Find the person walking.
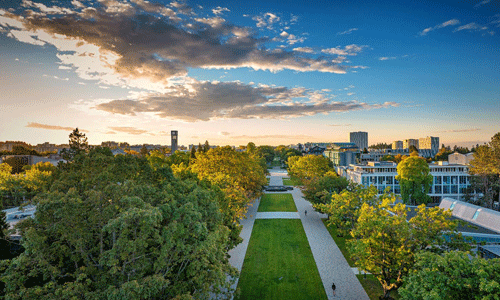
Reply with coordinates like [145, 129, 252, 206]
[332, 282, 336, 296]
[305, 210, 307, 216]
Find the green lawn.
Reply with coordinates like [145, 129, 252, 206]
[321, 219, 355, 266]
[237, 219, 327, 300]
[282, 177, 300, 186]
[258, 193, 297, 212]
[356, 275, 400, 300]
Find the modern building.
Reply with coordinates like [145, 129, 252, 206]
[339, 160, 471, 202]
[350, 131, 368, 151]
[392, 140, 403, 150]
[171, 130, 178, 152]
[323, 142, 359, 166]
[403, 139, 419, 150]
[419, 136, 439, 155]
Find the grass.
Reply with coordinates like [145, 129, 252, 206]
[236, 219, 327, 300]
[322, 219, 401, 300]
[356, 275, 401, 300]
[282, 177, 301, 186]
[321, 219, 355, 266]
[258, 193, 297, 212]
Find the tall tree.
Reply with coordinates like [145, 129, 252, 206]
[349, 201, 468, 299]
[396, 156, 433, 205]
[190, 145, 196, 159]
[400, 251, 500, 300]
[303, 171, 349, 205]
[203, 140, 210, 152]
[246, 142, 256, 154]
[287, 154, 333, 184]
[140, 145, 149, 157]
[469, 133, 500, 209]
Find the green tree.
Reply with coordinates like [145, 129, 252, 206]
[400, 251, 500, 300]
[190, 145, 196, 159]
[203, 140, 210, 152]
[349, 201, 468, 299]
[303, 171, 349, 205]
[256, 145, 275, 165]
[62, 128, 89, 161]
[315, 185, 382, 236]
[396, 156, 433, 205]
[469, 133, 500, 209]
[2, 157, 26, 174]
[287, 154, 333, 184]
[140, 145, 149, 157]
[246, 142, 256, 154]
[1, 148, 237, 299]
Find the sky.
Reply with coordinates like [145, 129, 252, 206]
[0, 0, 499, 147]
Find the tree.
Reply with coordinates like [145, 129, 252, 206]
[246, 142, 257, 155]
[190, 146, 266, 222]
[197, 143, 203, 153]
[315, 185, 381, 237]
[349, 201, 468, 299]
[287, 154, 333, 184]
[62, 128, 89, 161]
[400, 251, 500, 300]
[2, 157, 27, 174]
[1, 148, 237, 299]
[256, 145, 275, 165]
[190, 145, 196, 159]
[469, 133, 500, 209]
[396, 156, 433, 205]
[140, 145, 149, 157]
[303, 171, 349, 205]
[203, 140, 210, 152]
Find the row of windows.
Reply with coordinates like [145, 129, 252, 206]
[361, 175, 469, 185]
[373, 184, 468, 195]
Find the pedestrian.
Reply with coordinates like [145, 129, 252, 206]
[332, 282, 336, 296]
[305, 210, 307, 216]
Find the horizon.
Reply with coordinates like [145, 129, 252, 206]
[1, 0, 498, 148]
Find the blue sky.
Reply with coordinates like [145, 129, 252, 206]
[0, 0, 498, 147]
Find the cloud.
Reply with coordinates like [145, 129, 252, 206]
[337, 28, 358, 35]
[453, 22, 493, 35]
[0, 1, 359, 93]
[379, 57, 396, 61]
[212, 6, 229, 15]
[108, 126, 148, 135]
[321, 44, 366, 56]
[474, 0, 491, 8]
[105, 131, 117, 134]
[43, 74, 69, 81]
[440, 128, 481, 133]
[218, 131, 230, 136]
[26, 122, 87, 132]
[419, 19, 460, 36]
[253, 12, 280, 29]
[293, 47, 314, 53]
[93, 80, 399, 122]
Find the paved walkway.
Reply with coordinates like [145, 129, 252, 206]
[228, 166, 369, 299]
[291, 188, 369, 300]
[256, 211, 300, 219]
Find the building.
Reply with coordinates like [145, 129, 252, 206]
[350, 131, 368, 151]
[171, 130, 178, 152]
[323, 142, 359, 166]
[34, 142, 57, 153]
[101, 141, 119, 148]
[339, 160, 471, 202]
[403, 139, 419, 150]
[419, 136, 439, 155]
[392, 140, 403, 150]
[448, 152, 474, 165]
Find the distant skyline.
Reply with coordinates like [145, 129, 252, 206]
[1, 0, 498, 147]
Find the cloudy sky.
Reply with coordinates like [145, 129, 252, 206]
[0, 0, 498, 147]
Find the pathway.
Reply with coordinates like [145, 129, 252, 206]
[228, 166, 369, 299]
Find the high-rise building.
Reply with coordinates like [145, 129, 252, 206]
[171, 130, 178, 152]
[419, 136, 439, 154]
[350, 131, 368, 151]
[403, 139, 419, 150]
[392, 140, 403, 150]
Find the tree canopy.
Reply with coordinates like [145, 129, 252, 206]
[400, 251, 500, 300]
[349, 200, 467, 299]
[303, 171, 349, 205]
[395, 156, 433, 205]
[287, 154, 333, 184]
[1, 147, 237, 299]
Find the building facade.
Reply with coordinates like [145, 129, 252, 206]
[403, 139, 419, 150]
[392, 140, 403, 150]
[419, 136, 439, 155]
[350, 131, 368, 151]
[323, 142, 359, 166]
[340, 161, 470, 202]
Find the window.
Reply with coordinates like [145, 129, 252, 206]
[378, 176, 384, 184]
[386, 176, 393, 184]
[434, 185, 442, 193]
[472, 209, 481, 220]
[459, 176, 467, 184]
[451, 185, 458, 194]
[443, 186, 450, 194]
[435, 176, 442, 184]
[451, 176, 458, 185]
[443, 176, 450, 184]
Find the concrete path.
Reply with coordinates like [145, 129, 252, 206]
[291, 187, 369, 300]
[228, 166, 368, 300]
[256, 211, 300, 219]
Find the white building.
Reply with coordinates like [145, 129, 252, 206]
[403, 139, 419, 150]
[350, 131, 368, 151]
[340, 160, 471, 202]
[419, 136, 439, 155]
[392, 140, 403, 150]
[448, 152, 474, 165]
